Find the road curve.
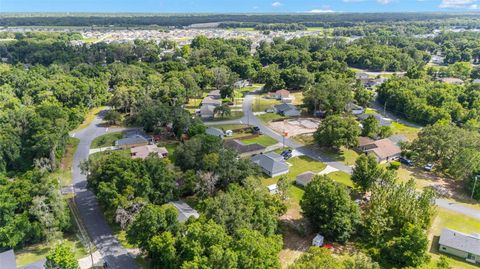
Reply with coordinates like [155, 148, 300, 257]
[71, 110, 139, 269]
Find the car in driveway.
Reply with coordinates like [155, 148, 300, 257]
[252, 126, 262, 134]
[399, 157, 413, 166]
[424, 163, 434, 171]
[265, 108, 275, 113]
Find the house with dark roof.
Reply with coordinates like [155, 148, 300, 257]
[224, 139, 265, 157]
[356, 137, 401, 163]
[295, 171, 316, 187]
[0, 249, 16, 269]
[274, 103, 301, 117]
[198, 104, 216, 119]
[115, 135, 149, 149]
[251, 152, 289, 177]
[439, 228, 480, 264]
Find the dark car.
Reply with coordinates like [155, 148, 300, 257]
[252, 126, 262, 134]
[283, 152, 293, 160]
[399, 157, 413, 166]
[280, 149, 292, 157]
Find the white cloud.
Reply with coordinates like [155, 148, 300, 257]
[439, 0, 477, 9]
[271, 1, 283, 7]
[342, 0, 365, 2]
[470, 3, 480, 8]
[309, 9, 335, 13]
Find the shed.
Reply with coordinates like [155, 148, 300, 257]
[170, 201, 200, 223]
[312, 234, 325, 247]
[267, 184, 279, 194]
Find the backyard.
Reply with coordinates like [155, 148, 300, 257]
[90, 132, 124, 149]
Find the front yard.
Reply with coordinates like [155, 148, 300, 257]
[90, 132, 124, 149]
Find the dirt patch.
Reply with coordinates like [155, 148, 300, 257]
[268, 118, 320, 137]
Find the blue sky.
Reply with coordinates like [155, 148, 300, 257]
[1, 0, 480, 13]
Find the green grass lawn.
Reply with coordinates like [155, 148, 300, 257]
[256, 113, 287, 123]
[428, 208, 480, 269]
[211, 111, 244, 121]
[162, 142, 178, 163]
[15, 235, 89, 267]
[318, 147, 359, 166]
[326, 171, 354, 188]
[252, 96, 281, 112]
[241, 135, 278, 147]
[391, 121, 421, 140]
[49, 137, 80, 187]
[90, 132, 124, 149]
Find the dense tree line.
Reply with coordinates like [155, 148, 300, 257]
[0, 171, 70, 250]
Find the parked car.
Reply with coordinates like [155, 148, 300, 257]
[399, 157, 413, 166]
[283, 152, 293, 160]
[280, 149, 292, 157]
[252, 126, 262, 134]
[265, 108, 275, 113]
[424, 163, 434, 171]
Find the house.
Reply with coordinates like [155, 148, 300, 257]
[206, 127, 225, 139]
[365, 77, 386, 87]
[431, 55, 445, 65]
[251, 152, 289, 177]
[131, 144, 168, 159]
[268, 89, 292, 103]
[356, 137, 401, 163]
[116, 135, 149, 149]
[312, 234, 325, 247]
[207, 90, 222, 99]
[438, 77, 464, 85]
[201, 96, 222, 107]
[198, 105, 216, 119]
[356, 113, 391, 127]
[296, 171, 316, 187]
[223, 139, 265, 157]
[439, 228, 480, 264]
[267, 184, 279, 194]
[170, 201, 199, 223]
[274, 103, 301, 117]
[346, 103, 365, 115]
[356, 72, 369, 80]
[0, 249, 16, 269]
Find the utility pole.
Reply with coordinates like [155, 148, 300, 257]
[471, 175, 479, 199]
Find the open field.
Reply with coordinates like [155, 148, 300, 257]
[252, 96, 281, 112]
[50, 137, 80, 187]
[257, 113, 287, 123]
[241, 135, 278, 147]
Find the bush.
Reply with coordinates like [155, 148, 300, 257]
[388, 161, 401, 170]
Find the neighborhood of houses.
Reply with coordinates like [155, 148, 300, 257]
[30, 74, 476, 268]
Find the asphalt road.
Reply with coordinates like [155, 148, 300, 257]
[207, 89, 480, 219]
[71, 110, 139, 269]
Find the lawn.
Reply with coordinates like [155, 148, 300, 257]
[252, 96, 281, 112]
[15, 235, 89, 267]
[161, 142, 178, 163]
[211, 111, 244, 121]
[391, 121, 421, 140]
[74, 106, 106, 132]
[90, 132, 123, 149]
[241, 135, 278, 147]
[291, 92, 304, 105]
[49, 137, 80, 187]
[256, 113, 287, 123]
[428, 208, 480, 269]
[317, 147, 359, 166]
[326, 171, 354, 188]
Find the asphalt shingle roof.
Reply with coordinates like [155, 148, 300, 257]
[439, 228, 480, 256]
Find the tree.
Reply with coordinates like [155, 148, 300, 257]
[300, 175, 361, 242]
[148, 232, 177, 269]
[343, 253, 380, 269]
[304, 76, 353, 114]
[288, 247, 342, 269]
[103, 110, 122, 126]
[354, 87, 374, 107]
[214, 104, 231, 118]
[361, 115, 380, 139]
[314, 115, 360, 149]
[352, 155, 383, 192]
[382, 224, 430, 268]
[45, 243, 79, 269]
[126, 204, 178, 249]
[277, 176, 289, 200]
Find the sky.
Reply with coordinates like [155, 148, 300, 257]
[1, 0, 480, 13]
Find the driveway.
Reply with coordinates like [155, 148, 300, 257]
[70, 110, 139, 269]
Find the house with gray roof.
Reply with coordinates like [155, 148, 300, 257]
[207, 90, 222, 99]
[224, 139, 265, 157]
[201, 96, 222, 106]
[296, 171, 316, 187]
[198, 104, 216, 119]
[115, 135, 149, 149]
[170, 201, 199, 223]
[0, 249, 16, 269]
[206, 127, 225, 139]
[439, 228, 480, 264]
[251, 152, 289, 177]
[274, 103, 301, 117]
[357, 113, 391, 127]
